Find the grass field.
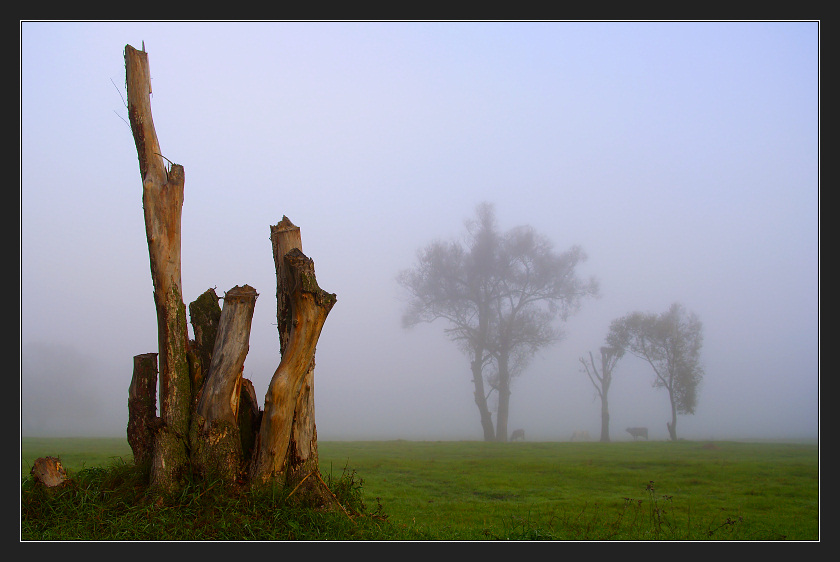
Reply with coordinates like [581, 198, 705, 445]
[21, 437, 819, 540]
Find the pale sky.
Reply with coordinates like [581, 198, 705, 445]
[20, 21, 819, 441]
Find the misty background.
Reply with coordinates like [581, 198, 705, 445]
[20, 21, 819, 442]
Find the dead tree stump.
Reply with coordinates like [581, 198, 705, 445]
[121, 45, 337, 499]
[127, 353, 159, 468]
[250, 241, 336, 488]
[191, 285, 259, 482]
[270, 218, 321, 488]
[188, 288, 222, 401]
[31, 457, 68, 488]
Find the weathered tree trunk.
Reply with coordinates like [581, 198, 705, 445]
[190, 285, 259, 482]
[188, 288, 222, 401]
[251, 240, 335, 488]
[271, 218, 302, 354]
[269, 218, 321, 487]
[286, 378, 319, 486]
[127, 353, 158, 469]
[125, 44, 191, 494]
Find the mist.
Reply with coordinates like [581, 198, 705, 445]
[20, 21, 819, 443]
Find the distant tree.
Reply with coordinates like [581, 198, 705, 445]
[607, 303, 704, 440]
[398, 203, 598, 441]
[579, 346, 624, 442]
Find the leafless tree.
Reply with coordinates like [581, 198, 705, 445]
[579, 346, 624, 442]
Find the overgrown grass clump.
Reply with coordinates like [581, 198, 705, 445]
[21, 459, 422, 541]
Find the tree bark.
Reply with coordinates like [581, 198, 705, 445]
[191, 285, 259, 482]
[188, 288, 222, 401]
[269, 218, 321, 487]
[127, 353, 158, 469]
[271, 217, 302, 356]
[251, 243, 335, 488]
[125, 44, 191, 494]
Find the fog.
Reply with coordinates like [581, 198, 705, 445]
[20, 22, 819, 442]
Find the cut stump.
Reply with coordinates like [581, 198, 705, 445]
[31, 457, 68, 488]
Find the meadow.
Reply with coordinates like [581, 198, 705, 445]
[20, 437, 819, 541]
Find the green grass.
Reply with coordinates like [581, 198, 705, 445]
[21, 437, 132, 477]
[21, 437, 819, 540]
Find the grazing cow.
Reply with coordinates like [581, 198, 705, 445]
[510, 429, 525, 441]
[570, 430, 590, 441]
[626, 427, 648, 440]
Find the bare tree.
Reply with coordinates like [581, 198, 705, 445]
[607, 303, 704, 440]
[579, 346, 623, 442]
[125, 44, 191, 493]
[398, 203, 598, 441]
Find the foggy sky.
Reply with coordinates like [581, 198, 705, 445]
[20, 21, 819, 441]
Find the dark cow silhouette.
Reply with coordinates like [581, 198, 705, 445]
[626, 427, 648, 440]
[510, 429, 525, 441]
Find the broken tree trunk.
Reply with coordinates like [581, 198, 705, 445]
[251, 240, 335, 488]
[188, 288, 222, 403]
[269, 218, 321, 487]
[127, 353, 158, 469]
[125, 44, 191, 494]
[191, 285, 259, 482]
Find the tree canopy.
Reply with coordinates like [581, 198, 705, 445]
[398, 203, 599, 441]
